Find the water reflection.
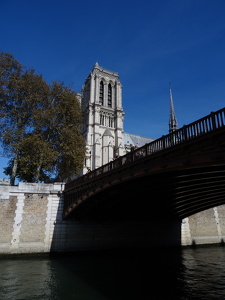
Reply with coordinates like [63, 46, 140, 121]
[1, 247, 225, 299]
[182, 247, 225, 300]
[0, 257, 57, 299]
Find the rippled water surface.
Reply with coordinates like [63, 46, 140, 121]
[1, 246, 225, 299]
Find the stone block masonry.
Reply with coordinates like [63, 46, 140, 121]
[0, 182, 225, 254]
[0, 183, 65, 254]
[182, 207, 225, 246]
[19, 194, 48, 243]
[0, 196, 17, 244]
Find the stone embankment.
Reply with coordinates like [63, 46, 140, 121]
[0, 182, 225, 254]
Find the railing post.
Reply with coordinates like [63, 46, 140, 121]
[210, 111, 217, 130]
[144, 143, 147, 156]
[182, 125, 187, 141]
[162, 135, 165, 149]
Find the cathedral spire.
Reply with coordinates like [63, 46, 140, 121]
[169, 83, 178, 133]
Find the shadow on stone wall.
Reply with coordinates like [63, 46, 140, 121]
[50, 180, 182, 253]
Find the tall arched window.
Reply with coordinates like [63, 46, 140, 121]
[99, 81, 104, 105]
[108, 84, 112, 107]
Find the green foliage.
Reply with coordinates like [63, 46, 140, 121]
[16, 133, 57, 182]
[0, 51, 86, 184]
[48, 82, 86, 180]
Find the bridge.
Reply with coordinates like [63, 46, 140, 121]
[63, 108, 225, 223]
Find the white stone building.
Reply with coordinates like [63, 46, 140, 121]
[79, 63, 153, 175]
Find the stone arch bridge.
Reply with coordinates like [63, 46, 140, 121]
[63, 108, 225, 226]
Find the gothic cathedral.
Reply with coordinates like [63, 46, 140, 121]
[79, 63, 154, 175]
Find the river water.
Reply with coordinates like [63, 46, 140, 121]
[1, 246, 225, 300]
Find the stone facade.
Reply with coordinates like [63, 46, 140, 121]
[79, 63, 153, 175]
[80, 63, 125, 174]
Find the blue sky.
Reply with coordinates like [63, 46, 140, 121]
[1, 0, 225, 178]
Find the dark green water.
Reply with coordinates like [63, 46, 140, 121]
[1, 246, 225, 300]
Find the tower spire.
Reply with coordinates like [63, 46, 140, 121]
[169, 83, 178, 133]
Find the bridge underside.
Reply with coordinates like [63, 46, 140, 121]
[66, 164, 225, 221]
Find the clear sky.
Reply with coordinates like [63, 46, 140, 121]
[1, 0, 225, 178]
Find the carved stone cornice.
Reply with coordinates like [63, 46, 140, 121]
[91, 64, 120, 83]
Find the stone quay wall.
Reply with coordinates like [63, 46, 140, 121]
[0, 182, 225, 254]
[0, 182, 65, 254]
[182, 206, 225, 246]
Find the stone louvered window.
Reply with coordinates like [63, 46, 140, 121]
[99, 81, 104, 105]
[108, 83, 112, 107]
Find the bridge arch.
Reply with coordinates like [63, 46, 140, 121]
[64, 164, 225, 221]
[64, 108, 225, 221]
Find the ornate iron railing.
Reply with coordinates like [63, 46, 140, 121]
[65, 107, 225, 192]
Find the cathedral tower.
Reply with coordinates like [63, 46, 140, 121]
[81, 63, 125, 174]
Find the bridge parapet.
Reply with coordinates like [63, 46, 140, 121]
[65, 108, 225, 192]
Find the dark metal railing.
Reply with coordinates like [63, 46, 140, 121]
[65, 108, 225, 191]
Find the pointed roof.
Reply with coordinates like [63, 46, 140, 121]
[169, 85, 178, 133]
[123, 132, 154, 147]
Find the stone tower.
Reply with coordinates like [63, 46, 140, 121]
[80, 63, 125, 174]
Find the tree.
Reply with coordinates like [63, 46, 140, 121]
[27, 81, 86, 182]
[0, 51, 86, 184]
[0, 52, 33, 185]
[47, 82, 86, 181]
[15, 133, 57, 182]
